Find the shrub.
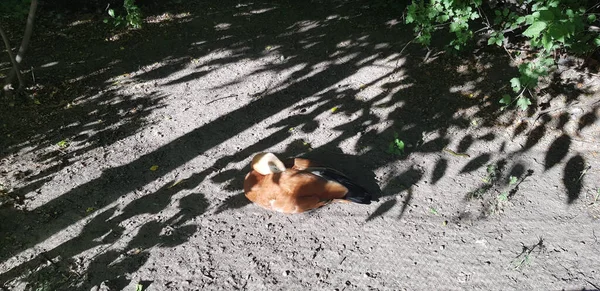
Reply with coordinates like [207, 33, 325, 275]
[405, 0, 600, 111]
[104, 0, 142, 29]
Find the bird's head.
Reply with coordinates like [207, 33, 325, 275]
[251, 152, 286, 175]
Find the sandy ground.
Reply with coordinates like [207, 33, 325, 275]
[1, 0, 600, 290]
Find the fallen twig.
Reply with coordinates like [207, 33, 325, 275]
[206, 94, 238, 105]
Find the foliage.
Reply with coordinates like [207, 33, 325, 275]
[103, 0, 143, 29]
[405, 0, 600, 111]
[405, 0, 480, 50]
[388, 132, 405, 155]
[56, 139, 69, 149]
[0, 0, 30, 19]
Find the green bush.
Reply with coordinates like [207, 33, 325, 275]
[103, 0, 142, 29]
[0, 0, 30, 19]
[405, 0, 600, 111]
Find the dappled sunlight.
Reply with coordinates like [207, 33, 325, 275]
[1, 0, 599, 289]
[213, 22, 232, 31]
[145, 11, 193, 25]
[293, 20, 322, 33]
[235, 7, 277, 16]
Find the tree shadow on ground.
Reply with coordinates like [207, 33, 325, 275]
[1, 0, 598, 288]
[1, 178, 208, 290]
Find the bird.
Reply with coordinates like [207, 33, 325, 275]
[243, 152, 372, 214]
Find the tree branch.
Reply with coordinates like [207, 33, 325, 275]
[0, 25, 23, 92]
[5, 0, 38, 88]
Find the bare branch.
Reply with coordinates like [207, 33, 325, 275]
[0, 25, 23, 92]
[5, 0, 38, 87]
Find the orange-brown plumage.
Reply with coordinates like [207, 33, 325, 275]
[243, 153, 372, 214]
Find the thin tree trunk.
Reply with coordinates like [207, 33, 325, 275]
[5, 0, 38, 88]
[0, 25, 23, 92]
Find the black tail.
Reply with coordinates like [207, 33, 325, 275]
[306, 167, 372, 204]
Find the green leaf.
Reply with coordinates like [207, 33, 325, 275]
[542, 33, 553, 51]
[395, 139, 405, 152]
[517, 97, 532, 110]
[588, 14, 597, 23]
[509, 176, 518, 185]
[595, 37, 600, 47]
[516, 16, 526, 24]
[510, 78, 521, 92]
[525, 15, 535, 25]
[57, 140, 69, 148]
[499, 94, 511, 104]
[437, 14, 449, 22]
[449, 22, 459, 32]
[565, 9, 574, 18]
[538, 10, 554, 22]
[540, 57, 555, 67]
[530, 37, 541, 48]
[136, 283, 143, 291]
[498, 192, 508, 201]
[488, 37, 497, 45]
[108, 8, 115, 17]
[548, 25, 567, 43]
[523, 21, 547, 38]
[496, 38, 502, 46]
[388, 133, 405, 155]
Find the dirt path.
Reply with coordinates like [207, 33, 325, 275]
[1, 0, 599, 290]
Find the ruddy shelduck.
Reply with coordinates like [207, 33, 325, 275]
[243, 152, 372, 213]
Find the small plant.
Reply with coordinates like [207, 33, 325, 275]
[104, 0, 143, 29]
[468, 163, 501, 199]
[387, 132, 405, 155]
[404, 0, 600, 111]
[497, 176, 518, 201]
[482, 164, 500, 184]
[499, 52, 555, 111]
[56, 139, 69, 149]
[405, 0, 480, 50]
[591, 188, 600, 205]
[497, 191, 508, 201]
[512, 237, 545, 270]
